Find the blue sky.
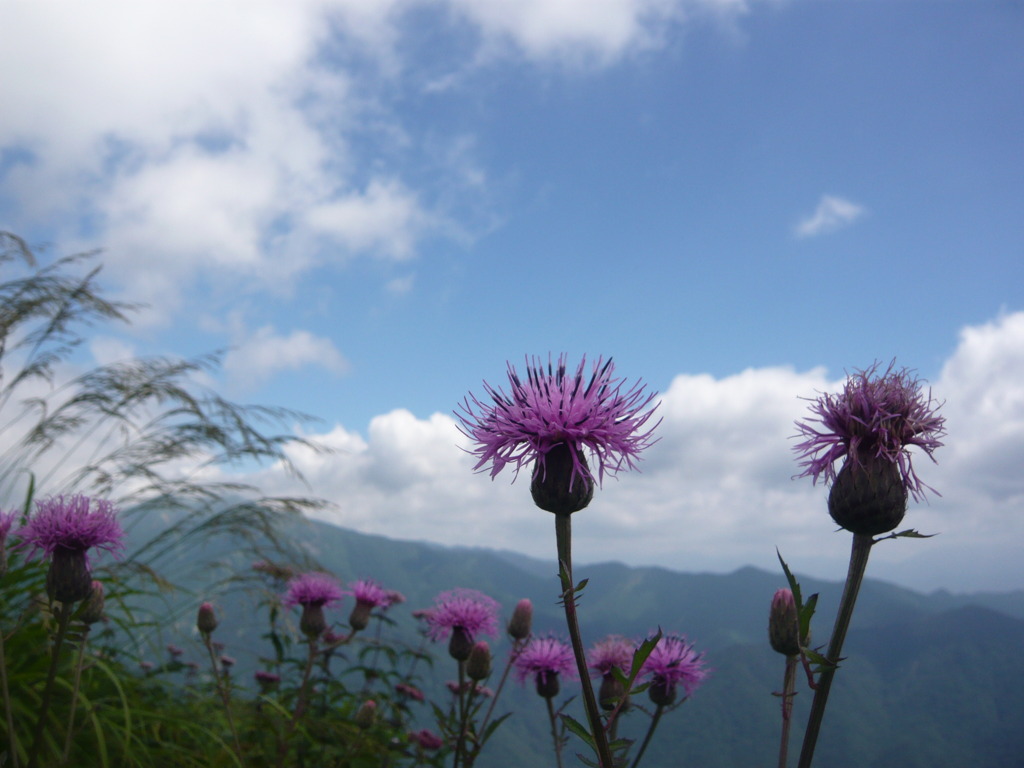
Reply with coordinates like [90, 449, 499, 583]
[2, 0, 1022, 593]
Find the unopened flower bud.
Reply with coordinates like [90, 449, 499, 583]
[408, 729, 444, 751]
[78, 580, 106, 625]
[354, 700, 377, 729]
[197, 602, 218, 635]
[300, 604, 327, 639]
[448, 625, 474, 662]
[536, 672, 561, 700]
[349, 600, 373, 632]
[507, 599, 533, 640]
[598, 672, 627, 711]
[768, 588, 800, 657]
[530, 443, 594, 514]
[467, 641, 492, 681]
[648, 677, 677, 707]
[828, 457, 907, 536]
[48, 548, 92, 603]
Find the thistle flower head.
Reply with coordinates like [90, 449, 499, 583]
[642, 635, 708, 705]
[588, 635, 635, 677]
[347, 579, 394, 608]
[0, 509, 17, 543]
[514, 635, 577, 698]
[283, 572, 344, 609]
[794, 362, 945, 501]
[423, 588, 499, 643]
[17, 495, 123, 563]
[457, 355, 660, 492]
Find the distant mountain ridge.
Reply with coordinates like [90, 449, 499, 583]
[124, 512, 1024, 767]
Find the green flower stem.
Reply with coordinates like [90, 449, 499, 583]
[797, 533, 874, 768]
[1, 623, 20, 768]
[554, 512, 613, 768]
[546, 695, 566, 768]
[277, 638, 318, 768]
[479, 637, 524, 737]
[777, 655, 797, 768]
[26, 601, 73, 768]
[61, 625, 91, 764]
[204, 634, 243, 765]
[629, 703, 665, 768]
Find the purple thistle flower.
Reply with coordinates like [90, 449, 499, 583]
[283, 572, 344, 609]
[642, 635, 708, 705]
[514, 635, 577, 687]
[0, 509, 18, 543]
[423, 588, 499, 643]
[588, 636, 635, 677]
[794, 361, 945, 501]
[16, 495, 123, 564]
[346, 579, 394, 609]
[457, 355, 660, 490]
[254, 670, 281, 686]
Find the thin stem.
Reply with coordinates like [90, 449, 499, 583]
[27, 601, 73, 768]
[203, 635, 243, 764]
[1, 624, 20, 768]
[277, 638, 318, 768]
[61, 625, 91, 765]
[479, 637, 524, 737]
[554, 513, 613, 768]
[796, 534, 874, 768]
[629, 703, 665, 768]
[777, 655, 798, 768]
[545, 695, 565, 768]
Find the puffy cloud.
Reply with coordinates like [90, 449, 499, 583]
[794, 195, 866, 238]
[224, 325, 349, 387]
[254, 313, 1024, 593]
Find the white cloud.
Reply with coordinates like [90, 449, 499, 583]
[223, 325, 349, 387]
[794, 195, 866, 238]
[251, 313, 1024, 592]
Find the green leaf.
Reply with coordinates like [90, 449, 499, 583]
[560, 714, 597, 751]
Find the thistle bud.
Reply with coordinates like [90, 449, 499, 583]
[354, 700, 377, 729]
[768, 588, 800, 657]
[448, 625, 474, 662]
[300, 604, 327, 639]
[648, 677, 677, 707]
[828, 457, 907, 536]
[197, 602, 219, 635]
[530, 443, 594, 514]
[507, 599, 533, 640]
[78, 580, 106, 625]
[598, 672, 628, 711]
[467, 641, 492, 681]
[48, 548, 93, 603]
[536, 671, 561, 700]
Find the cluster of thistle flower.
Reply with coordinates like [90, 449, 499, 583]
[457, 355, 946, 768]
[0, 495, 124, 768]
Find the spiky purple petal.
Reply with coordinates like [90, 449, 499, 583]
[514, 635, 577, 685]
[16, 495, 123, 564]
[283, 572, 344, 608]
[423, 588, 499, 643]
[794, 361, 946, 500]
[457, 354, 660, 489]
